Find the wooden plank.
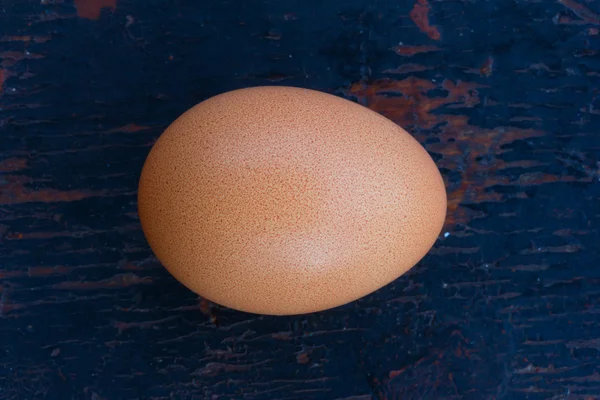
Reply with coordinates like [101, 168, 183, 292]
[1, 0, 600, 398]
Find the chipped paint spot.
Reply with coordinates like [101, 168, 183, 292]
[0, 36, 51, 43]
[392, 45, 440, 57]
[0, 175, 106, 205]
[263, 29, 282, 40]
[383, 63, 433, 75]
[74, 0, 117, 20]
[0, 36, 32, 42]
[409, 0, 441, 40]
[105, 124, 151, 133]
[480, 56, 494, 77]
[0, 270, 27, 279]
[53, 273, 152, 290]
[113, 316, 178, 335]
[28, 266, 73, 277]
[0, 158, 27, 173]
[296, 352, 310, 364]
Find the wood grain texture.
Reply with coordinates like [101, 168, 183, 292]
[1, 0, 599, 399]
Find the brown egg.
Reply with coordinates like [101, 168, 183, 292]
[138, 86, 446, 315]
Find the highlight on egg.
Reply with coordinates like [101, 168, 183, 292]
[138, 86, 447, 315]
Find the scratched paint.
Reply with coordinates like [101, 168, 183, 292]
[74, 0, 117, 20]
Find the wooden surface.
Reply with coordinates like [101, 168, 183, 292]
[1, 0, 600, 399]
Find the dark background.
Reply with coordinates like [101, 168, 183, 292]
[1, 0, 600, 399]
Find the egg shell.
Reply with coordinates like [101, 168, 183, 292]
[138, 86, 447, 315]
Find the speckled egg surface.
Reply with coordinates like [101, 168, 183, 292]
[138, 86, 447, 315]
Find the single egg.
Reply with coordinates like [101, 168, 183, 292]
[138, 86, 446, 315]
